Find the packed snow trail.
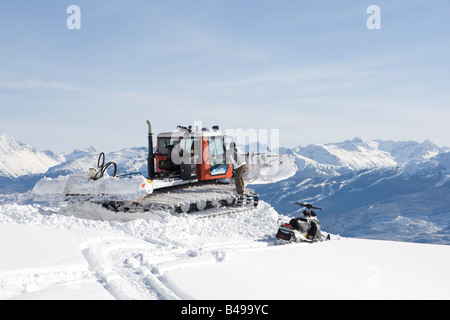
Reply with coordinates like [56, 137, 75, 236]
[0, 201, 282, 299]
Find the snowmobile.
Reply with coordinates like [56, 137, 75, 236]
[32, 121, 259, 217]
[275, 203, 330, 244]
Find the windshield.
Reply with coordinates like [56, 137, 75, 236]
[208, 136, 226, 166]
[157, 137, 177, 154]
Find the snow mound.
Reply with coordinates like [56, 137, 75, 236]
[245, 153, 297, 184]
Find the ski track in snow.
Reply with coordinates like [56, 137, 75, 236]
[0, 265, 91, 299]
[0, 201, 284, 300]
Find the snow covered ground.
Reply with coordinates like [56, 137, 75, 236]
[1, 201, 449, 300]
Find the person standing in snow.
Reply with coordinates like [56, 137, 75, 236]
[228, 142, 247, 196]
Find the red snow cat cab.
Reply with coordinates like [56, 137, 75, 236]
[151, 122, 233, 183]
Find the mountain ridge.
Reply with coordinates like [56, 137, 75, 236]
[1, 133, 448, 188]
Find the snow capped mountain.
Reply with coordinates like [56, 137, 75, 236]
[289, 137, 446, 178]
[61, 146, 97, 162]
[375, 139, 442, 163]
[44, 147, 149, 178]
[296, 137, 396, 170]
[0, 134, 61, 178]
[287, 138, 398, 179]
[0, 133, 148, 186]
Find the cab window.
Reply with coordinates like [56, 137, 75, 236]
[208, 136, 226, 165]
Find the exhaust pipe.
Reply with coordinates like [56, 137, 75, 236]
[146, 120, 155, 179]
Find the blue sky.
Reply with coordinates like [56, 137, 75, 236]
[0, 0, 449, 153]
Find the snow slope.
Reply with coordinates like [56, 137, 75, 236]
[0, 202, 449, 300]
[0, 223, 114, 300]
[165, 238, 450, 300]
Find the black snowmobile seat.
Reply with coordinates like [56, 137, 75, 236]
[289, 218, 308, 233]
